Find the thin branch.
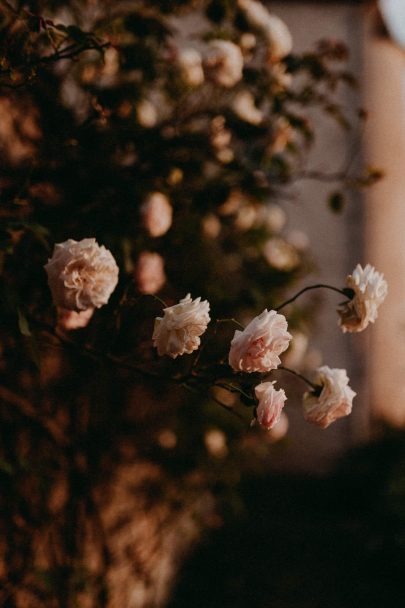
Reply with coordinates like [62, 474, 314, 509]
[276, 366, 317, 390]
[0, 384, 67, 445]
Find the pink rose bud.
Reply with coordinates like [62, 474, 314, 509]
[255, 381, 287, 430]
[134, 251, 166, 294]
[141, 192, 173, 238]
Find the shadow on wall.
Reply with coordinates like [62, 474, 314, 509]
[169, 431, 405, 608]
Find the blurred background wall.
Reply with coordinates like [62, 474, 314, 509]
[264, 1, 368, 472]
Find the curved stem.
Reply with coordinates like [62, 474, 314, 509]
[275, 283, 348, 312]
[277, 366, 317, 390]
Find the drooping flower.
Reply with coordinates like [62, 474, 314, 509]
[229, 309, 292, 372]
[303, 366, 356, 429]
[204, 40, 244, 88]
[44, 238, 119, 311]
[134, 251, 166, 294]
[56, 307, 94, 331]
[141, 192, 173, 238]
[238, 0, 292, 59]
[338, 264, 387, 333]
[178, 48, 205, 87]
[152, 294, 210, 358]
[255, 381, 287, 430]
[232, 90, 263, 125]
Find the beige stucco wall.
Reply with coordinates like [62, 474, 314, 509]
[364, 11, 405, 427]
[270, 2, 368, 470]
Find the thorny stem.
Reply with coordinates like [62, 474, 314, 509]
[275, 283, 349, 312]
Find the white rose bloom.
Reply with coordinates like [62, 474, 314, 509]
[205, 40, 244, 88]
[303, 366, 356, 429]
[136, 99, 157, 128]
[45, 238, 119, 311]
[338, 264, 388, 333]
[262, 237, 300, 271]
[152, 294, 210, 358]
[238, 0, 292, 59]
[232, 91, 263, 125]
[141, 192, 173, 238]
[178, 48, 205, 87]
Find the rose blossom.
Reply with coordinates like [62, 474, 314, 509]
[255, 381, 287, 430]
[57, 307, 94, 331]
[229, 309, 292, 372]
[152, 294, 210, 358]
[44, 238, 119, 311]
[262, 237, 300, 271]
[338, 263, 388, 333]
[178, 48, 204, 87]
[204, 40, 244, 88]
[136, 99, 157, 128]
[232, 91, 263, 125]
[238, 0, 292, 59]
[141, 192, 173, 238]
[303, 366, 356, 429]
[134, 251, 166, 294]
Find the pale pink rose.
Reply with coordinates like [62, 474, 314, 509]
[178, 48, 205, 86]
[232, 91, 263, 125]
[303, 366, 356, 429]
[152, 294, 210, 358]
[141, 192, 173, 238]
[57, 307, 94, 331]
[210, 115, 232, 150]
[134, 251, 166, 294]
[229, 309, 292, 372]
[262, 237, 300, 271]
[238, 0, 292, 59]
[136, 99, 157, 128]
[338, 264, 388, 333]
[44, 238, 119, 311]
[255, 381, 287, 430]
[205, 40, 244, 88]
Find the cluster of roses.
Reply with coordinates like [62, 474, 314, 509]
[135, 0, 293, 129]
[129, 0, 295, 296]
[45, 237, 388, 432]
